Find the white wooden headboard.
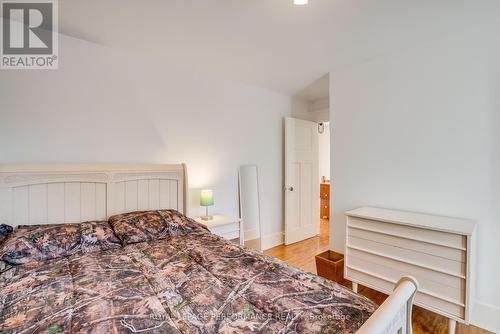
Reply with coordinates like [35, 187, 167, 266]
[0, 164, 188, 226]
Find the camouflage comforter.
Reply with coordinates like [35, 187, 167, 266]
[0, 226, 376, 333]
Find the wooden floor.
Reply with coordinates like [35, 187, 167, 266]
[265, 219, 491, 334]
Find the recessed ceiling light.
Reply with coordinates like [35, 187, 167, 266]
[294, 0, 308, 5]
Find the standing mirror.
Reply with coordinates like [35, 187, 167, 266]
[238, 165, 262, 251]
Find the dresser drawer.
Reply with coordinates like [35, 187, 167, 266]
[348, 226, 466, 262]
[347, 249, 466, 304]
[348, 216, 467, 250]
[347, 247, 465, 291]
[347, 235, 466, 277]
[345, 266, 465, 320]
[320, 199, 330, 219]
[218, 230, 240, 240]
[209, 222, 239, 236]
[320, 184, 330, 200]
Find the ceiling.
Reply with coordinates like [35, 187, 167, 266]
[295, 74, 329, 101]
[58, 0, 500, 95]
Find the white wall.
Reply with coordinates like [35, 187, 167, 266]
[0, 35, 291, 245]
[318, 122, 330, 182]
[292, 97, 331, 183]
[330, 19, 500, 329]
[291, 96, 329, 123]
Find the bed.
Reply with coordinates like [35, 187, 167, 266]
[0, 164, 418, 334]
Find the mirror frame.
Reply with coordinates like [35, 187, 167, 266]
[238, 164, 262, 251]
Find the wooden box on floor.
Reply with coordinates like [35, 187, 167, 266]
[315, 250, 344, 283]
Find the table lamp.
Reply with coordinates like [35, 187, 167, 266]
[200, 189, 214, 220]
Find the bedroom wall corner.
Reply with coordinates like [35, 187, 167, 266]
[329, 19, 500, 331]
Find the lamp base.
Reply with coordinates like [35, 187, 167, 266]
[201, 206, 213, 221]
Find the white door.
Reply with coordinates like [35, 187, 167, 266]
[284, 117, 319, 245]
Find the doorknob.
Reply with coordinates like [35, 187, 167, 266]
[285, 186, 294, 192]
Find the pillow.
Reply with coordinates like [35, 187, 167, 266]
[0, 221, 121, 265]
[109, 209, 207, 245]
[0, 223, 13, 245]
[158, 209, 209, 236]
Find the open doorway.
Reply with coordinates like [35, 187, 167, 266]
[318, 121, 330, 223]
[284, 73, 330, 245]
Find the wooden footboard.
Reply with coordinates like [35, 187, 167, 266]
[357, 276, 419, 334]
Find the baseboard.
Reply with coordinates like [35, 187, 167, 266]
[471, 300, 500, 333]
[261, 232, 284, 250]
[244, 228, 259, 241]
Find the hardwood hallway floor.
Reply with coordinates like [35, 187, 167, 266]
[265, 219, 491, 334]
[265, 219, 330, 275]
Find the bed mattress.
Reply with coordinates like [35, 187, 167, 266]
[0, 216, 376, 333]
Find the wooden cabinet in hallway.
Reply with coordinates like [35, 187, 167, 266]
[320, 183, 330, 219]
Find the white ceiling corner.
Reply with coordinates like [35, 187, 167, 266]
[58, 0, 500, 95]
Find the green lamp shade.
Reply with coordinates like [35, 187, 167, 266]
[200, 190, 214, 207]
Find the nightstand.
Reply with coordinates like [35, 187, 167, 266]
[194, 215, 243, 246]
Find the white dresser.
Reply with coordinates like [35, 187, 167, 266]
[194, 215, 244, 246]
[345, 207, 476, 334]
